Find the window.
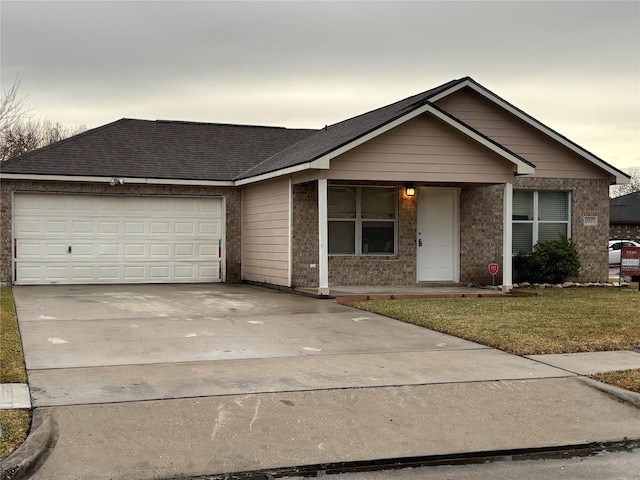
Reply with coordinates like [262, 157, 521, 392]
[328, 186, 396, 255]
[512, 190, 570, 255]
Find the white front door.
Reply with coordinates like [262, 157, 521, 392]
[417, 187, 460, 282]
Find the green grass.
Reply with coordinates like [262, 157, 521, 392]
[347, 287, 640, 394]
[0, 410, 31, 460]
[1, 286, 30, 461]
[592, 369, 640, 394]
[347, 287, 640, 356]
[1, 287, 27, 383]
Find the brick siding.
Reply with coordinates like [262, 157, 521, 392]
[609, 224, 640, 242]
[291, 182, 319, 288]
[459, 184, 504, 284]
[1, 176, 610, 286]
[512, 177, 610, 283]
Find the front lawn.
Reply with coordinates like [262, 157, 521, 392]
[347, 287, 640, 393]
[0, 286, 30, 461]
[347, 287, 640, 356]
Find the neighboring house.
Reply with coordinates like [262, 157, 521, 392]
[0, 77, 630, 294]
[610, 192, 640, 241]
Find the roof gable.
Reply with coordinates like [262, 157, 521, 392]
[429, 78, 630, 184]
[237, 78, 535, 182]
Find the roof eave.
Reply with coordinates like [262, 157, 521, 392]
[235, 159, 330, 186]
[0, 173, 235, 187]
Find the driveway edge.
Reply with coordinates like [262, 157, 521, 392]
[1, 408, 57, 480]
[578, 376, 640, 408]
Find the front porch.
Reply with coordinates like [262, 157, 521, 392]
[295, 284, 521, 301]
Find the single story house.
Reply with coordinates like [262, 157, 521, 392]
[0, 77, 629, 294]
[610, 192, 640, 241]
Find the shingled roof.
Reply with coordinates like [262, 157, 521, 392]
[236, 78, 466, 180]
[611, 192, 640, 224]
[0, 119, 317, 181]
[0, 76, 627, 184]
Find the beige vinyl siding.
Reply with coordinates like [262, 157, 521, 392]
[241, 177, 291, 286]
[435, 89, 607, 180]
[327, 114, 514, 183]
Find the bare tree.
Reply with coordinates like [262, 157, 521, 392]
[610, 168, 640, 197]
[1, 118, 86, 161]
[0, 78, 86, 161]
[0, 77, 30, 136]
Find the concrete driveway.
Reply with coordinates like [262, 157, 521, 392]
[14, 284, 568, 407]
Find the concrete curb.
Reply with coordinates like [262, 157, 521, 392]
[1, 408, 56, 480]
[186, 440, 640, 479]
[578, 376, 640, 409]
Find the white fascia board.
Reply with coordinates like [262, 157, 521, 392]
[431, 79, 629, 183]
[235, 162, 314, 186]
[0, 173, 234, 186]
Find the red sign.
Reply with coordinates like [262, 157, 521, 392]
[621, 247, 640, 276]
[488, 263, 499, 276]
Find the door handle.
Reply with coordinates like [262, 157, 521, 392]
[67, 246, 72, 253]
[418, 239, 423, 247]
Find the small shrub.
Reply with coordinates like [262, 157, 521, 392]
[514, 236, 581, 284]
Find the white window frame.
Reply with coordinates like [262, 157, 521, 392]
[328, 186, 398, 256]
[512, 190, 571, 254]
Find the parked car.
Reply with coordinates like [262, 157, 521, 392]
[608, 240, 640, 265]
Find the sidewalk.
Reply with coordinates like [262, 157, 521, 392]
[2, 350, 639, 480]
[0, 384, 30, 409]
[22, 377, 640, 480]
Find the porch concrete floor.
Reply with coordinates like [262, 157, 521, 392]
[297, 285, 509, 300]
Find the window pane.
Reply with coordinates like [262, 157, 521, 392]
[362, 221, 395, 254]
[538, 191, 568, 221]
[513, 223, 533, 254]
[538, 223, 567, 243]
[328, 187, 356, 219]
[328, 221, 355, 254]
[361, 188, 395, 219]
[513, 191, 533, 220]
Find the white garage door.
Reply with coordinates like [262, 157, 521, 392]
[13, 193, 224, 285]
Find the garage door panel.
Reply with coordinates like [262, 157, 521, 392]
[14, 194, 223, 285]
[99, 244, 120, 256]
[99, 221, 121, 234]
[99, 266, 120, 280]
[198, 265, 219, 279]
[72, 266, 94, 280]
[125, 222, 146, 234]
[150, 266, 170, 279]
[199, 222, 221, 235]
[47, 220, 69, 233]
[175, 223, 195, 235]
[150, 244, 170, 257]
[72, 220, 94, 234]
[150, 222, 170, 234]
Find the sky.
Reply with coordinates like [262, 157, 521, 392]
[1, 1, 639, 172]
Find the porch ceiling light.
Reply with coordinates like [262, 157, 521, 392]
[406, 185, 416, 196]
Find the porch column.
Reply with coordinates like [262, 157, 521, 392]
[502, 182, 513, 292]
[318, 178, 330, 296]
